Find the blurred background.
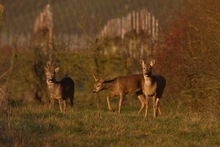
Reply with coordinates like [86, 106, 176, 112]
[0, 0, 219, 113]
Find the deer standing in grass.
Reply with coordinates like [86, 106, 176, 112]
[93, 74, 146, 114]
[141, 60, 166, 118]
[44, 61, 75, 112]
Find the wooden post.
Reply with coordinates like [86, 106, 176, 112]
[120, 17, 122, 38]
[155, 19, 159, 40]
[142, 9, 146, 33]
[145, 10, 148, 34]
[127, 13, 131, 33]
[152, 15, 155, 40]
[136, 11, 139, 34]
[131, 11, 135, 31]
[97, 8, 159, 47]
[148, 12, 151, 36]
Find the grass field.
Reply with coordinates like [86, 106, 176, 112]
[0, 102, 219, 146]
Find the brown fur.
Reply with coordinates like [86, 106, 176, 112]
[141, 60, 166, 118]
[93, 74, 146, 114]
[45, 61, 74, 112]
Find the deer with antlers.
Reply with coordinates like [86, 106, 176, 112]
[44, 61, 75, 112]
[141, 60, 166, 118]
[93, 74, 146, 114]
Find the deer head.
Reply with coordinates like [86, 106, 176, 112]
[141, 59, 155, 77]
[44, 61, 59, 82]
[93, 74, 107, 93]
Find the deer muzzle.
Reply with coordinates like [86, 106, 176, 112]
[47, 79, 53, 83]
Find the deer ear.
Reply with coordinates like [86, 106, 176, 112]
[44, 67, 48, 71]
[141, 60, 145, 67]
[46, 61, 50, 68]
[93, 74, 98, 81]
[150, 59, 155, 67]
[55, 67, 60, 73]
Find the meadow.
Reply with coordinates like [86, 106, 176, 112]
[0, 100, 219, 146]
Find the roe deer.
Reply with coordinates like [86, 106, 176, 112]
[141, 60, 166, 118]
[93, 74, 146, 114]
[44, 61, 75, 112]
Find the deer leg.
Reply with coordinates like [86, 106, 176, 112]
[58, 99, 63, 112]
[152, 95, 157, 118]
[118, 94, 125, 114]
[156, 98, 161, 115]
[63, 100, 66, 113]
[107, 95, 114, 112]
[144, 96, 149, 118]
[158, 105, 162, 115]
[137, 95, 145, 114]
[49, 98, 54, 110]
[70, 96, 74, 112]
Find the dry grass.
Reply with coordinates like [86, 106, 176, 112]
[0, 104, 219, 146]
[0, 86, 8, 116]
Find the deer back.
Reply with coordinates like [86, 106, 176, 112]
[152, 75, 166, 98]
[59, 77, 74, 100]
[93, 74, 144, 94]
[115, 74, 144, 93]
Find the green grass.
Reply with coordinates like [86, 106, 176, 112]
[0, 104, 219, 146]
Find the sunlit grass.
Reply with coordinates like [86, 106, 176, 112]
[0, 104, 219, 146]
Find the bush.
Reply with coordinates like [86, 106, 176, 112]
[155, 0, 220, 113]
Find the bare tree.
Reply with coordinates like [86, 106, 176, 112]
[31, 4, 54, 104]
[32, 4, 53, 57]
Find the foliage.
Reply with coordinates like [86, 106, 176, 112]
[178, 0, 220, 113]
[5, 41, 133, 105]
[155, 0, 220, 113]
[0, 0, 219, 145]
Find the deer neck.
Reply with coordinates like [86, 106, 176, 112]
[144, 75, 152, 87]
[46, 78, 59, 90]
[143, 75, 157, 96]
[103, 79, 115, 90]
